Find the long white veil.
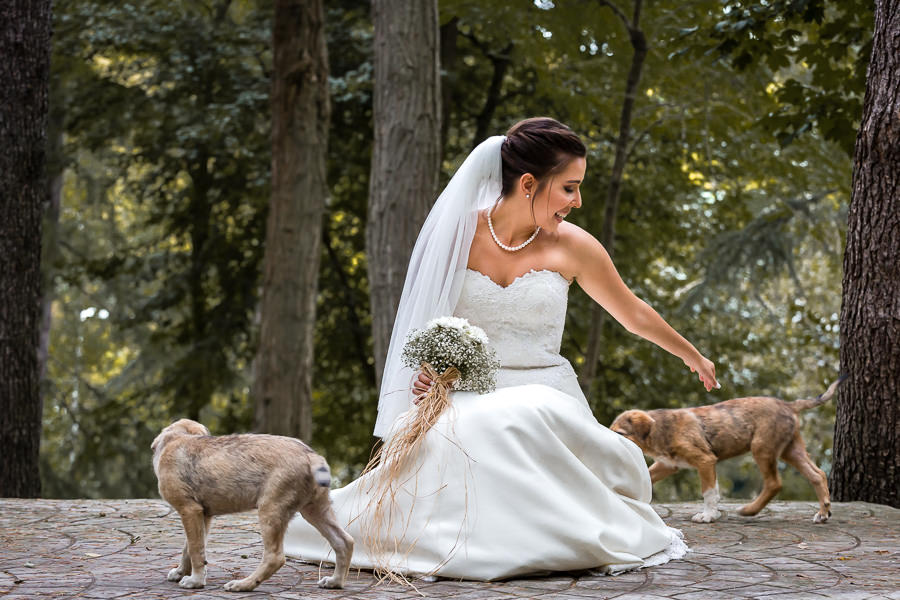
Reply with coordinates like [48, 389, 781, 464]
[373, 136, 505, 438]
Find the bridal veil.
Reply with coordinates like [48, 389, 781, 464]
[373, 136, 505, 437]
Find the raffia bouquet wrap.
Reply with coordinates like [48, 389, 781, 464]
[361, 316, 499, 581]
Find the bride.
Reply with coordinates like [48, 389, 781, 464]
[284, 117, 718, 580]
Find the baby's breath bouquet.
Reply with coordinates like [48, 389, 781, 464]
[361, 316, 498, 581]
[400, 316, 500, 395]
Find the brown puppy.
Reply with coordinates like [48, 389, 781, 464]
[152, 419, 353, 592]
[610, 377, 845, 524]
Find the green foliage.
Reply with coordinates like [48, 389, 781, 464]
[310, 0, 377, 481]
[683, 0, 872, 155]
[42, 0, 856, 503]
[43, 0, 271, 497]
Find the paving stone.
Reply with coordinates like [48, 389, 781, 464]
[0, 500, 897, 599]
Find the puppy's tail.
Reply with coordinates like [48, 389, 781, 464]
[791, 374, 848, 412]
[312, 457, 332, 488]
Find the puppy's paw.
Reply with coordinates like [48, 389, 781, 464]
[166, 567, 184, 582]
[737, 504, 763, 516]
[691, 509, 721, 523]
[812, 511, 831, 524]
[317, 575, 343, 589]
[224, 577, 258, 592]
[179, 574, 205, 589]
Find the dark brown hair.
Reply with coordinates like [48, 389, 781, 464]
[500, 117, 586, 197]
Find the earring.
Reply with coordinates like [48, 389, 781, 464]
[526, 193, 531, 198]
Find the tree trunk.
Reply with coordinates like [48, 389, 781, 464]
[831, 0, 899, 508]
[0, 0, 52, 498]
[185, 152, 214, 422]
[367, 0, 441, 387]
[252, 0, 330, 441]
[578, 0, 647, 397]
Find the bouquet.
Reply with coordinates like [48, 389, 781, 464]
[401, 316, 500, 395]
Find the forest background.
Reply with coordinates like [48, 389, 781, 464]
[39, 0, 870, 501]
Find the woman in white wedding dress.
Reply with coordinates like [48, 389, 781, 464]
[284, 118, 718, 580]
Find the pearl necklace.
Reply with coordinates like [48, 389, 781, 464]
[487, 204, 541, 252]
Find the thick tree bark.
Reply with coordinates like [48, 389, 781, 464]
[367, 0, 441, 387]
[578, 0, 647, 396]
[0, 0, 52, 498]
[831, 0, 899, 507]
[253, 0, 330, 440]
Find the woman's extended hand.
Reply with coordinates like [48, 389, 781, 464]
[412, 371, 434, 405]
[684, 353, 719, 392]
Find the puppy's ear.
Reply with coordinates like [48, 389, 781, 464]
[630, 411, 655, 441]
[172, 418, 209, 436]
[185, 420, 210, 436]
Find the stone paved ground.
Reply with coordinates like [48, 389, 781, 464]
[0, 499, 897, 599]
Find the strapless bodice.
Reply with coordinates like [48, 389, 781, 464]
[453, 269, 585, 401]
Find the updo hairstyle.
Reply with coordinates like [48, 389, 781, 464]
[500, 117, 587, 198]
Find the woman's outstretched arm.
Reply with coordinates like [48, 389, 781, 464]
[567, 226, 719, 392]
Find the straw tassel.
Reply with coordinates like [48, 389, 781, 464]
[358, 361, 461, 583]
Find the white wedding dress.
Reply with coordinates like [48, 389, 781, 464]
[284, 268, 687, 580]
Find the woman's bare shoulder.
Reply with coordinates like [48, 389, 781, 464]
[553, 222, 612, 281]
[557, 221, 603, 252]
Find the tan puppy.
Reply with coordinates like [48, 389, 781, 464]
[610, 377, 845, 524]
[152, 419, 353, 592]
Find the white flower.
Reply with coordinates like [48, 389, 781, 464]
[424, 316, 489, 346]
[463, 323, 489, 346]
[426, 316, 469, 331]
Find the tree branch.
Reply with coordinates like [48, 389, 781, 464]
[580, 0, 648, 396]
[631, 0, 642, 28]
[472, 41, 514, 150]
[459, 30, 512, 61]
[596, 0, 631, 31]
[626, 117, 663, 161]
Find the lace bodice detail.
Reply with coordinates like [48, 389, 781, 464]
[455, 269, 569, 366]
[454, 269, 585, 402]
